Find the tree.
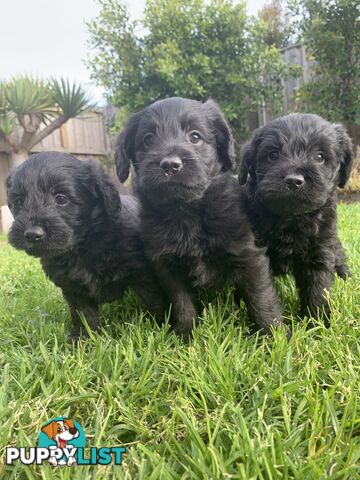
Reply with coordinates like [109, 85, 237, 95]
[0, 76, 93, 168]
[87, 0, 296, 139]
[288, 0, 360, 124]
[257, 0, 292, 48]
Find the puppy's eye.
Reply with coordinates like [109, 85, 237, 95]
[15, 198, 24, 209]
[268, 152, 278, 161]
[55, 194, 68, 206]
[189, 131, 202, 144]
[144, 133, 155, 147]
[314, 153, 325, 164]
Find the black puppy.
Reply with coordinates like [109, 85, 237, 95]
[115, 97, 285, 339]
[6, 152, 166, 340]
[239, 113, 353, 320]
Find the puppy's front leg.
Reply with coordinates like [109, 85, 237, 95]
[293, 257, 335, 323]
[235, 253, 285, 336]
[133, 279, 168, 324]
[63, 293, 100, 341]
[155, 262, 198, 340]
[334, 237, 352, 279]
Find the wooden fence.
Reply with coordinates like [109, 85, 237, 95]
[348, 124, 360, 154]
[31, 110, 111, 157]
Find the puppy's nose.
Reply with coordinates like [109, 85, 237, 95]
[69, 428, 77, 435]
[285, 174, 305, 189]
[24, 226, 45, 242]
[160, 156, 183, 175]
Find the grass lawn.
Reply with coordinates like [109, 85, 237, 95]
[0, 203, 359, 479]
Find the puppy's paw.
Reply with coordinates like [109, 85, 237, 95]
[302, 302, 331, 328]
[67, 334, 80, 344]
[265, 320, 292, 341]
[336, 264, 352, 280]
[273, 322, 292, 341]
[172, 324, 194, 343]
[67, 330, 86, 343]
[67, 324, 94, 343]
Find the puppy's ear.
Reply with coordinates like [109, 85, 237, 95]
[5, 171, 15, 211]
[238, 128, 262, 185]
[5, 174, 12, 190]
[5, 171, 13, 191]
[41, 422, 57, 440]
[334, 124, 353, 188]
[114, 112, 141, 183]
[87, 161, 121, 220]
[204, 99, 235, 172]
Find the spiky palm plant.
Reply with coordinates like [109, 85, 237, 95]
[51, 78, 93, 118]
[0, 76, 93, 168]
[0, 82, 16, 140]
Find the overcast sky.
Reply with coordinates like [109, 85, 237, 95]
[0, 0, 266, 103]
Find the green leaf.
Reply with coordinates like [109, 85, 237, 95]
[5, 76, 54, 118]
[50, 78, 94, 119]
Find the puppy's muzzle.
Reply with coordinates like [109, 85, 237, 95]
[160, 156, 183, 176]
[284, 173, 305, 190]
[24, 226, 45, 243]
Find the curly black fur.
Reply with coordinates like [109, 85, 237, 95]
[115, 97, 284, 339]
[238, 113, 353, 320]
[6, 152, 166, 340]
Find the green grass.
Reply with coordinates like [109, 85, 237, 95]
[0, 204, 359, 479]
